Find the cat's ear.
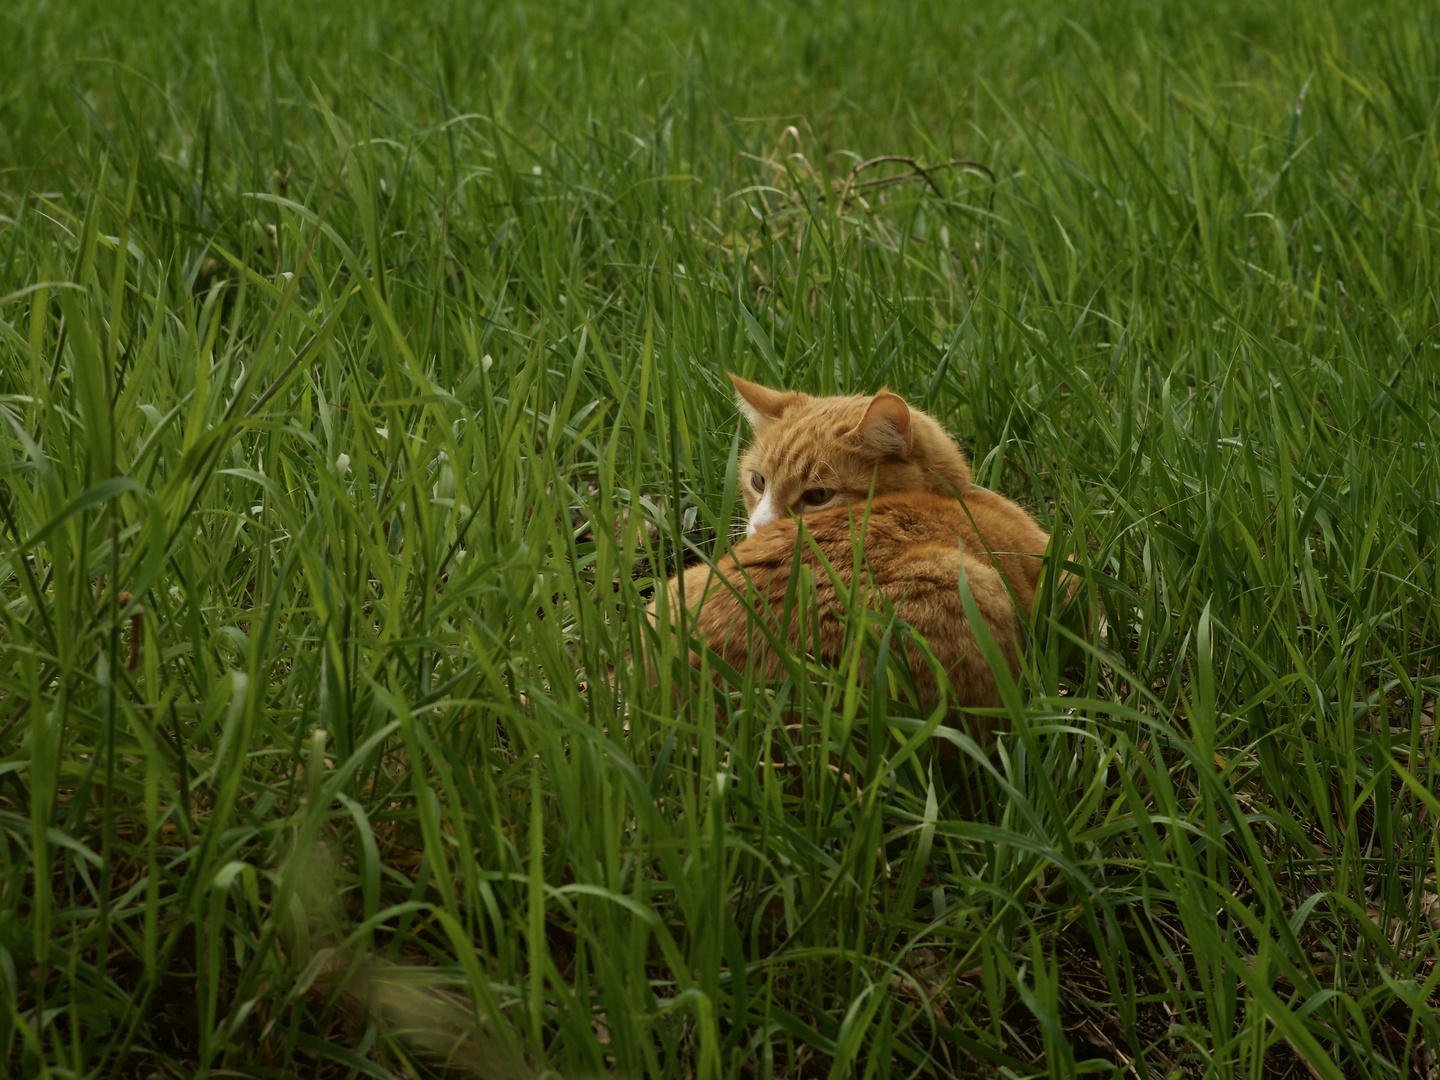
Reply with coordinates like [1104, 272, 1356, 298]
[853, 392, 912, 457]
[730, 373, 800, 431]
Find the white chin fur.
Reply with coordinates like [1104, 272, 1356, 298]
[746, 492, 779, 536]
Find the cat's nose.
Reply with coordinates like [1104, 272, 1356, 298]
[747, 492, 778, 536]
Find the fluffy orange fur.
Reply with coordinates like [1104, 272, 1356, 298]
[655, 375, 1054, 738]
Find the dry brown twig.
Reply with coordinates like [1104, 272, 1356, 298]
[833, 154, 997, 211]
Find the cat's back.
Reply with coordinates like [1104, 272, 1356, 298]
[669, 486, 1054, 653]
[737, 489, 1049, 600]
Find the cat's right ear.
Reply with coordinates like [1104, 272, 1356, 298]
[853, 392, 912, 457]
[729, 373, 800, 431]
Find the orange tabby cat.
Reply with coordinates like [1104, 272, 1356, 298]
[654, 374, 1055, 739]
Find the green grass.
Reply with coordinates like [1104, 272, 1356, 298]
[1, 0, 1438, 1076]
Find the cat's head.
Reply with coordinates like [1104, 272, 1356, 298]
[730, 374, 973, 536]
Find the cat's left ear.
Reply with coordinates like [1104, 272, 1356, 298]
[853, 392, 912, 457]
[730, 373, 801, 431]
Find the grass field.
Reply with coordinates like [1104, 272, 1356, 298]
[2, 0, 1439, 1076]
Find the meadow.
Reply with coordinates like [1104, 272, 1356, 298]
[1, 0, 1438, 1076]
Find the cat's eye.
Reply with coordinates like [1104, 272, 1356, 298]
[751, 472, 766, 493]
[800, 488, 833, 506]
